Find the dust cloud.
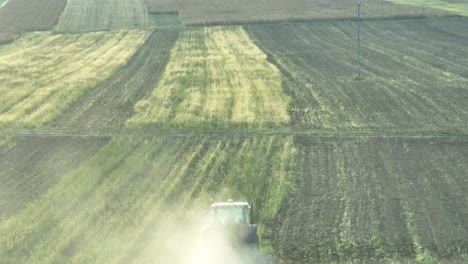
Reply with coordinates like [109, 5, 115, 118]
[143, 210, 274, 264]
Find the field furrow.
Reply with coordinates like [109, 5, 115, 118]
[247, 18, 468, 130]
[0, 30, 149, 128]
[0, 0, 66, 33]
[275, 137, 468, 263]
[128, 27, 291, 128]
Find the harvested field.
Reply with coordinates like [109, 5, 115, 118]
[55, 0, 158, 32]
[247, 18, 468, 131]
[128, 27, 291, 129]
[0, 0, 66, 32]
[0, 30, 149, 128]
[53, 29, 179, 131]
[172, 0, 452, 26]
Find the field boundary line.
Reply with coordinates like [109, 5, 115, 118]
[1, 128, 468, 139]
[184, 14, 463, 28]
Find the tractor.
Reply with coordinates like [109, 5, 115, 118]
[203, 200, 259, 249]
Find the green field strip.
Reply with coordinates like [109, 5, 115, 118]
[55, 0, 158, 32]
[53, 29, 179, 131]
[131, 136, 297, 262]
[0, 136, 296, 263]
[0, 30, 149, 129]
[0, 139, 142, 263]
[60, 139, 194, 263]
[247, 18, 468, 131]
[387, 0, 468, 16]
[128, 26, 291, 129]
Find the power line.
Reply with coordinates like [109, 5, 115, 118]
[357, 2, 361, 79]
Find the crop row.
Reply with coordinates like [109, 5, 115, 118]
[143, 0, 178, 14]
[127, 26, 291, 129]
[0, 0, 66, 32]
[0, 135, 296, 263]
[0, 30, 149, 128]
[247, 18, 468, 130]
[276, 136, 468, 263]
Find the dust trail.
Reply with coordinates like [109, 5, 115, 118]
[155, 216, 267, 264]
[135, 208, 274, 264]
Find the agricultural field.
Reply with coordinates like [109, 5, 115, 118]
[55, 0, 162, 32]
[0, 135, 466, 263]
[127, 27, 291, 129]
[387, 0, 468, 16]
[276, 136, 468, 263]
[1, 0, 468, 262]
[0, 30, 149, 128]
[0, 28, 16, 45]
[53, 29, 179, 131]
[0, 135, 297, 263]
[247, 18, 468, 131]
[144, 0, 178, 14]
[0, 0, 66, 32]
[0, 136, 109, 221]
[166, 0, 453, 26]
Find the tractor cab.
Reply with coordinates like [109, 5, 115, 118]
[211, 201, 253, 225]
[205, 200, 259, 248]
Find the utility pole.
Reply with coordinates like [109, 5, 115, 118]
[357, 2, 361, 79]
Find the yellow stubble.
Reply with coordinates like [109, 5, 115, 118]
[129, 26, 290, 128]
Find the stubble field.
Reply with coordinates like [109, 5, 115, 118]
[0, 30, 148, 128]
[127, 27, 291, 129]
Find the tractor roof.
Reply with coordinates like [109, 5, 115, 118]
[211, 202, 249, 208]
